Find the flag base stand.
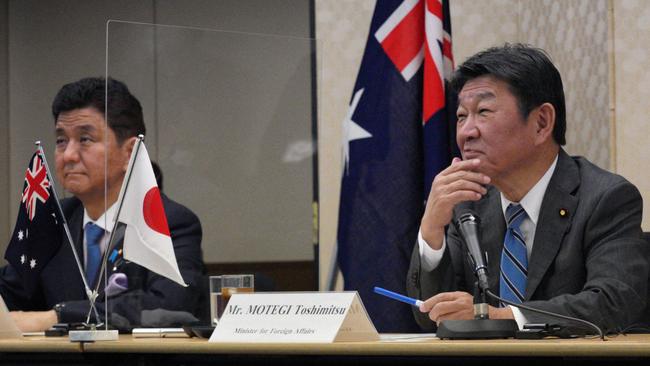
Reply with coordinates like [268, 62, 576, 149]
[69, 329, 119, 342]
[437, 319, 517, 339]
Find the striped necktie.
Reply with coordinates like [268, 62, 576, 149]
[499, 204, 528, 305]
[85, 222, 104, 287]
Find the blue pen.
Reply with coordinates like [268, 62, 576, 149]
[373, 286, 423, 307]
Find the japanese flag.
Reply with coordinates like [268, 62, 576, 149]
[116, 140, 187, 287]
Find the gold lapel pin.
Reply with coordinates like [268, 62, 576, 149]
[559, 209, 568, 217]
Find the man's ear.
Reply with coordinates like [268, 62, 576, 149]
[533, 103, 555, 145]
[122, 136, 138, 171]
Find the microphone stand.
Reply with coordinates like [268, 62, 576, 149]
[437, 213, 518, 339]
[436, 277, 518, 339]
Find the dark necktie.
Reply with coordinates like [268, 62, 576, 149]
[499, 204, 528, 304]
[85, 222, 104, 287]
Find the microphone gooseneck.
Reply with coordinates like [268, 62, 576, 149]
[456, 212, 489, 291]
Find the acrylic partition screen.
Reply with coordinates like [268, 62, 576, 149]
[103, 21, 318, 329]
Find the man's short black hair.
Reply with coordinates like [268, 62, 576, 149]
[51, 77, 146, 144]
[450, 43, 566, 145]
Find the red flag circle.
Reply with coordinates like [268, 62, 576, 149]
[143, 187, 171, 236]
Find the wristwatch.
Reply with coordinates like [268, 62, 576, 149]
[53, 303, 65, 322]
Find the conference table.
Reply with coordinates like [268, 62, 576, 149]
[2, 333, 650, 365]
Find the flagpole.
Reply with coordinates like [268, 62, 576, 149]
[35, 142, 102, 325]
[84, 135, 144, 325]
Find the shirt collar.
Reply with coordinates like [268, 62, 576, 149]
[83, 202, 118, 234]
[500, 154, 559, 225]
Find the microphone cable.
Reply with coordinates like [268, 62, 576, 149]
[485, 289, 605, 340]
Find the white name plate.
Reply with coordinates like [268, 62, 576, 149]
[209, 291, 379, 343]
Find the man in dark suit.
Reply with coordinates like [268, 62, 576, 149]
[0, 77, 204, 331]
[406, 44, 648, 333]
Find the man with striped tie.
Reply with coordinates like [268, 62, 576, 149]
[407, 44, 649, 333]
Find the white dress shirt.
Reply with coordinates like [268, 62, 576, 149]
[417, 155, 558, 328]
[82, 203, 118, 267]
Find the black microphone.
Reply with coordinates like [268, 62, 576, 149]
[456, 212, 489, 291]
[437, 209, 518, 339]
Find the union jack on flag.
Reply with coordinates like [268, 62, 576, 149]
[374, 0, 454, 122]
[5, 150, 63, 296]
[22, 153, 52, 221]
[373, 0, 456, 190]
[338, 0, 458, 332]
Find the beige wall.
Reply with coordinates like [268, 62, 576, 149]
[613, 0, 650, 230]
[315, 0, 645, 289]
[0, 1, 8, 253]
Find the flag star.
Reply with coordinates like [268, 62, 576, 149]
[52, 212, 58, 224]
[20, 255, 25, 264]
[342, 88, 372, 174]
[29, 258, 37, 269]
[17, 230, 24, 241]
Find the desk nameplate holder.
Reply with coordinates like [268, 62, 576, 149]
[69, 328, 119, 342]
[209, 291, 379, 343]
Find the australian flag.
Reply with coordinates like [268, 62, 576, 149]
[337, 0, 457, 332]
[5, 151, 63, 295]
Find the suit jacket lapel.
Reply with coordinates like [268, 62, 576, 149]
[478, 187, 506, 292]
[94, 223, 126, 297]
[525, 150, 579, 299]
[105, 224, 125, 276]
[71, 209, 84, 264]
[62, 205, 86, 299]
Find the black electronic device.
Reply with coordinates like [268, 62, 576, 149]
[44, 323, 88, 337]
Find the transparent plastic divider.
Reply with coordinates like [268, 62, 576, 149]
[105, 20, 318, 330]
